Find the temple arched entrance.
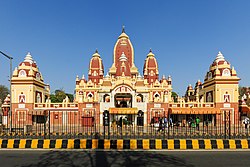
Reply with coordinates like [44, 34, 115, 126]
[109, 85, 138, 127]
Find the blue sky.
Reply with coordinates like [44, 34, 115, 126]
[0, 0, 250, 96]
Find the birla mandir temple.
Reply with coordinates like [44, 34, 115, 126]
[2, 28, 248, 134]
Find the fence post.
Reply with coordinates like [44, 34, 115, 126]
[49, 110, 50, 139]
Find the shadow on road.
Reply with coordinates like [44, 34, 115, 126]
[19, 150, 194, 167]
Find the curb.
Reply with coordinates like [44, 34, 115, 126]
[0, 139, 250, 149]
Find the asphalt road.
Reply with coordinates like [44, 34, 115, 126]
[0, 150, 250, 167]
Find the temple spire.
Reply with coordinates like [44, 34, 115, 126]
[215, 51, 225, 62]
[92, 49, 100, 57]
[147, 48, 155, 57]
[24, 52, 34, 63]
[122, 25, 125, 33]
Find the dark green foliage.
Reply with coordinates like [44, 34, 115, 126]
[50, 89, 74, 103]
[239, 86, 250, 106]
[171, 91, 178, 102]
[0, 85, 9, 105]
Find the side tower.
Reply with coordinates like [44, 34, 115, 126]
[75, 50, 104, 126]
[75, 50, 104, 103]
[143, 49, 172, 103]
[202, 51, 240, 122]
[88, 50, 104, 85]
[143, 49, 159, 85]
[11, 52, 50, 126]
[143, 49, 172, 124]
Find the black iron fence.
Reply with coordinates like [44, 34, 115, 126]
[0, 110, 250, 139]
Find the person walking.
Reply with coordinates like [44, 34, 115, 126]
[243, 117, 250, 129]
[119, 117, 123, 128]
[195, 117, 200, 130]
[169, 117, 173, 128]
[164, 117, 168, 128]
[158, 118, 163, 132]
[188, 117, 193, 128]
[205, 119, 209, 127]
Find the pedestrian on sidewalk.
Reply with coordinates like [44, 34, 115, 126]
[195, 117, 200, 131]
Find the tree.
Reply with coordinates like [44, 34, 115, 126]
[0, 85, 9, 106]
[171, 91, 178, 102]
[239, 86, 250, 106]
[50, 89, 74, 103]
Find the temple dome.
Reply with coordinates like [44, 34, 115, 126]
[109, 26, 138, 77]
[143, 49, 158, 71]
[88, 50, 104, 83]
[19, 52, 38, 68]
[89, 50, 104, 70]
[209, 51, 230, 71]
[143, 49, 159, 84]
[204, 51, 237, 81]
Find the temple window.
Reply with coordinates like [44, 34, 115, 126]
[18, 70, 27, 77]
[207, 72, 212, 80]
[87, 93, 93, 102]
[103, 94, 110, 102]
[150, 70, 154, 76]
[36, 93, 41, 103]
[36, 72, 40, 80]
[207, 92, 213, 102]
[222, 69, 231, 77]
[154, 93, 160, 102]
[19, 92, 26, 103]
[93, 71, 97, 76]
[137, 94, 144, 102]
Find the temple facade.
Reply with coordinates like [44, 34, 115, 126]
[75, 28, 172, 126]
[1, 28, 245, 129]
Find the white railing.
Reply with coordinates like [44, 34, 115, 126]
[169, 102, 214, 108]
[34, 103, 78, 109]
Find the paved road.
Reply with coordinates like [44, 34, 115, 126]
[0, 150, 250, 167]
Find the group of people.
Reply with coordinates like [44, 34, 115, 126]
[154, 116, 202, 132]
[154, 117, 173, 132]
[188, 117, 200, 130]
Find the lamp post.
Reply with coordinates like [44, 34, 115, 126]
[0, 51, 13, 132]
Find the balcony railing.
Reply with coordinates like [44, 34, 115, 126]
[169, 102, 214, 108]
[34, 103, 78, 109]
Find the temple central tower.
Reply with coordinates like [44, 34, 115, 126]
[109, 27, 138, 77]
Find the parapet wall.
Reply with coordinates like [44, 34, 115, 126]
[0, 139, 249, 149]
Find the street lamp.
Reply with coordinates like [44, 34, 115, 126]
[0, 51, 13, 132]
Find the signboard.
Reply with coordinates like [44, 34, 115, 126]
[18, 104, 25, 108]
[154, 104, 161, 108]
[109, 108, 137, 114]
[223, 103, 231, 108]
[86, 104, 93, 108]
[103, 110, 109, 126]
